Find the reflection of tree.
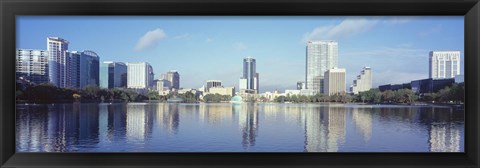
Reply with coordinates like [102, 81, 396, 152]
[352, 108, 373, 143]
[201, 104, 233, 125]
[237, 103, 258, 150]
[303, 105, 346, 152]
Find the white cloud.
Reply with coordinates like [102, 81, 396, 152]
[205, 38, 214, 43]
[135, 28, 167, 51]
[233, 42, 247, 51]
[384, 16, 416, 24]
[302, 17, 380, 42]
[418, 24, 442, 37]
[173, 33, 191, 40]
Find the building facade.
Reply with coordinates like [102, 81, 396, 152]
[16, 49, 49, 84]
[209, 87, 235, 97]
[306, 41, 338, 94]
[324, 68, 346, 96]
[127, 62, 154, 89]
[155, 79, 171, 91]
[68, 50, 100, 88]
[206, 80, 222, 92]
[100, 61, 127, 89]
[241, 56, 259, 93]
[297, 81, 305, 90]
[47, 37, 69, 87]
[429, 51, 461, 79]
[350, 67, 372, 94]
[166, 70, 180, 90]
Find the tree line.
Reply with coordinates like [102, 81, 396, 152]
[270, 82, 464, 104]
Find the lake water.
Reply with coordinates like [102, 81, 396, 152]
[16, 103, 464, 152]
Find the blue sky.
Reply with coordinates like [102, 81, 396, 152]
[17, 16, 464, 92]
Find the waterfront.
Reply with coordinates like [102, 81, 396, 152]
[16, 103, 464, 152]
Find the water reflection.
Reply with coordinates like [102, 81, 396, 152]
[352, 108, 373, 142]
[16, 103, 464, 152]
[236, 104, 259, 150]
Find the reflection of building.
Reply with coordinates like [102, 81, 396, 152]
[238, 104, 259, 149]
[429, 51, 460, 79]
[201, 104, 234, 124]
[126, 104, 153, 141]
[155, 103, 180, 135]
[429, 123, 461, 152]
[78, 103, 100, 143]
[303, 105, 345, 152]
[16, 105, 51, 152]
[350, 67, 372, 94]
[352, 108, 373, 142]
[306, 41, 338, 94]
[100, 61, 127, 89]
[324, 68, 346, 96]
[16, 49, 49, 84]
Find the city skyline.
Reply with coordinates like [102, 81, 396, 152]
[17, 16, 464, 92]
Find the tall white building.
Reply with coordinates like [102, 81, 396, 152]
[324, 68, 346, 96]
[350, 67, 372, 94]
[47, 37, 69, 87]
[306, 41, 338, 94]
[429, 51, 460, 79]
[127, 62, 154, 89]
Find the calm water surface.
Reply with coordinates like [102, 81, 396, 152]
[16, 103, 464, 152]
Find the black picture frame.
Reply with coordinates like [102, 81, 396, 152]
[1, 0, 479, 167]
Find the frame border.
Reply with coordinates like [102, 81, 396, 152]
[1, 0, 479, 167]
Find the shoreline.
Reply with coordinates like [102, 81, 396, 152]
[16, 100, 464, 108]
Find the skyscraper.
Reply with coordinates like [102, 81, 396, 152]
[429, 51, 461, 79]
[305, 41, 338, 94]
[350, 67, 372, 94]
[166, 70, 180, 90]
[16, 49, 49, 84]
[68, 50, 100, 88]
[127, 62, 154, 89]
[47, 37, 69, 87]
[241, 56, 259, 93]
[100, 61, 127, 89]
[324, 68, 346, 96]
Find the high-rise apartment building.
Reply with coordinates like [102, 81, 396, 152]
[324, 68, 346, 96]
[429, 51, 461, 79]
[127, 62, 154, 89]
[16, 49, 49, 84]
[241, 56, 259, 93]
[206, 80, 222, 92]
[68, 50, 100, 88]
[306, 41, 338, 94]
[100, 61, 127, 89]
[47, 37, 69, 87]
[166, 70, 180, 90]
[350, 67, 372, 94]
